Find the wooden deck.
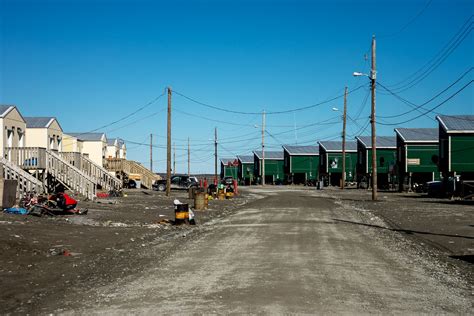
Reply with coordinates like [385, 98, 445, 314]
[104, 158, 160, 189]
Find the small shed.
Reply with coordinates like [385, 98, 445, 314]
[237, 155, 254, 185]
[0, 105, 26, 158]
[318, 141, 357, 186]
[253, 150, 284, 184]
[24, 117, 63, 151]
[282, 145, 319, 184]
[395, 128, 439, 191]
[436, 115, 474, 178]
[356, 136, 397, 189]
[220, 158, 239, 180]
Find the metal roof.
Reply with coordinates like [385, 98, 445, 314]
[237, 155, 254, 163]
[0, 105, 13, 117]
[318, 141, 357, 152]
[436, 115, 474, 133]
[220, 158, 239, 165]
[356, 136, 396, 149]
[24, 117, 55, 128]
[282, 145, 319, 155]
[253, 150, 284, 160]
[65, 132, 105, 142]
[395, 128, 438, 143]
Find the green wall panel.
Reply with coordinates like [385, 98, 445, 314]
[451, 135, 474, 172]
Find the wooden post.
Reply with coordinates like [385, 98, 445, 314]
[262, 110, 266, 185]
[341, 86, 348, 189]
[173, 142, 176, 175]
[166, 87, 172, 196]
[187, 137, 190, 176]
[214, 127, 218, 185]
[150, 133, 153, 173]
[371, 35, 377, 201]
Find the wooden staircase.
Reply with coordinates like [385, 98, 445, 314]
[5, 147, 96, 200]
[0, 157, 45, 198]
[104, 158, 160, 189]
[60, 152, 122, 192]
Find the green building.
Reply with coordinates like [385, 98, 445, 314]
[436, 115, 474, 179]
[395, 128, 440, 191]
[356, 136, 397, 189]
[282, 145, 319, 184]
[318, 141, 357, 186]
[220, 158, 238, 180]
[237, 155, 254, 185]
[253, 150, 284, 184]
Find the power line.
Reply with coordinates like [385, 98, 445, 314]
[377, 80, 473, 126]
[377, 67, 473, 119]
[74, 89, 166, 137]
[385, 15, 473, 92]
[379, 0, 433, 39]
[172, 85, 366, 115]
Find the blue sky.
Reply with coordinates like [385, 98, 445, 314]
[1, 0, 472, 174]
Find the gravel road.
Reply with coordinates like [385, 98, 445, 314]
[58, 187, 471, 314]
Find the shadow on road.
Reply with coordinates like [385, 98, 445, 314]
[332, 218, 474, 240]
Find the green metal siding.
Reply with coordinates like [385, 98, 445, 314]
[451, 135, 474, 172]
[241, 162, 254, 180]
[254, 156, 284, 182]
[290, 155, 319, 180]
[326, 152, 357, 181]
[264, 160, 284, 180]
[224, 166, 238, 178]
[406, 144, 439, 173]
[367, 148, 397, 174]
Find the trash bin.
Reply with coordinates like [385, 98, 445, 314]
[174, 203, 189, 225]
[317, 181, 324, 190]
[194, 192, 206, 210]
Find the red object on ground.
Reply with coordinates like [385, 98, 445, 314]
[214, 177, 217, 185]
[96, 192, 110, 198]
[63, 193, 77, 206]
[204, 179, 208, 189]
[233, 179, 239, 195]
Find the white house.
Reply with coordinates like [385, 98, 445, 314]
[64, 132, 107, 167]
[0, 105, 26, 158]
[106, 138, 119, 159]
[106, 138, 126, 159]
[118, 138, 126, 159]
[24, 117, 63, 151]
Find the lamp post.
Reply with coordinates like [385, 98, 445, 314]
[353, 35, 377, 201]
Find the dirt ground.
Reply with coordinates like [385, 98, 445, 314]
[0, 186, 472, 314]
[0, 189, 258, 314]
[320, 187, 473, 271]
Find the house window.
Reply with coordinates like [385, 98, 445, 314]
[18, 129, 24, 147]
[7, 129, 13, 148]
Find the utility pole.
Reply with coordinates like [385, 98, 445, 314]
[214, 127, 218, 186]
[341, 87, 348, 189]
[173, 142, 176, 175]
[150, 133, 153, 173]
[261, 110, 266, 185]
[187, 137, 190, 176]
[370, 35, 377, 201]
[166, 87, 172, 196]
